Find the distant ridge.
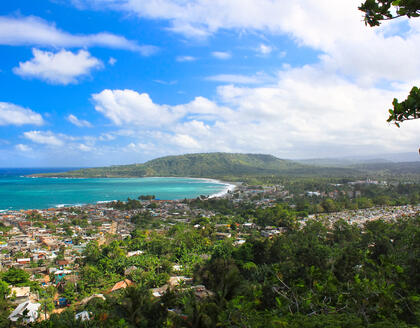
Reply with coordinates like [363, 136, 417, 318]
[32, 152, 419, 179]
[34, 153, 307, 178]
[296, 152, 419, 166]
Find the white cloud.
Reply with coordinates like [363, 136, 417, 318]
[0, 102, 44, 126]
[67, 114, 93, 127]
[211, 51, 231, 59]
[92, 88, 235, 128]
[99, 133, 116, 141]
[15, 144, 32, 152]
[206, 73, 272, 85]
[78, 144, 92, 152]
[92, 68, 419, 158]
[176, 56, 196, 62]
[0, 15, 157, 55]
[11, 0, 420, 160]
[92, 89, 184, 127]
[14, 49, 102, 85]
[257, 44, 272, 55]
[172, 134, 200, 149]
[70, 1, 420, 83]
[23, 131, 64, 146]
[108, 57, 117, 65]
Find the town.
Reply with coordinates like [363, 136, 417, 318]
[0, 179, 418, 325]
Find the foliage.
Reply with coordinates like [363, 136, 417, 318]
[0, 280, 10, 299]
[359, 0, 420, 27]
[2, 267, 30, 285]
[387, 86, 420, 126]
[359, 1, 420, 126]
[21, 207, 420, 327]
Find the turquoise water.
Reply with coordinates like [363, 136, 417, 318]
[0, 168, 229, 210]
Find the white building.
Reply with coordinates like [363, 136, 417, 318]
[9, 301, 41, 324]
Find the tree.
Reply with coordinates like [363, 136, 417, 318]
[0, 280, 10, 299]
[359, 1, 420, 126]
[2, 267, 30, 285]
[359, 0, 420, 27]
[387, 86, 420, 126]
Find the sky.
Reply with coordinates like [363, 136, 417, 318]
[0, 0, 419, 167]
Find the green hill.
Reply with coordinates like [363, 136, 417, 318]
[33, 153, 315, 178]
[33, 152, 418, 179]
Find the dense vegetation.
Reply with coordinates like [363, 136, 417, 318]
[33, 153, 306, 178]
[12, 208, 418, 328]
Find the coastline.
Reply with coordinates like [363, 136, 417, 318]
[208, 180, 238, 198]
[0, 176, 239, 212]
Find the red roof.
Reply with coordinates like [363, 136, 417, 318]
[109, 279, 133, 292]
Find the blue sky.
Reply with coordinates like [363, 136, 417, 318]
[0, 0, 419, 167]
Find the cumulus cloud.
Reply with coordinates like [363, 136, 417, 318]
[172, 134, 201, 149]
[0, 15, 157, 55]
[92, 89, 184, 127]
[108, 57, 117, 66]
[17, 0, 420, 160]
[92, 89, 238, 128]
[207, 67, 419, 157]
[23, 131, 64, 146]
[91, 69, 419, 158]
[0, 102, 44, 126]
[69, 0, 420, 83]
[67, 114, 93, 127]
[14, 49, 102, 85]
[211, 51, 231, 59]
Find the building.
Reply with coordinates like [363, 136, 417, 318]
[8, 301, 41, 324]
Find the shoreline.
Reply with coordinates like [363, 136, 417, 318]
[0, 176, 239, 212]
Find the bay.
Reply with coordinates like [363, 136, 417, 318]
[0, 168, 230, 210]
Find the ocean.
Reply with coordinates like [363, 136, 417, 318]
[0, 168, 231, 210]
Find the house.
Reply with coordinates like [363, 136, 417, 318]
[215, 232, 231, 240]
[151, 285, 169, 298]
[191, 285, 214, 299]
[57, 259, 70, 266]
[75, 311, 91, 321]
[54, 269, 72, 284]
[124, 266, 137, 276]
[41, 237, 55, 249]
[32, 253, 47, 261]
[109, 279, 133, 293]
[16, 258, 31, 265]
[127, 250, 144, 257]
[168, 276, 192, 287]
[233, 239, 246, 246]
[8, 301, 41, 324]
[8, 286, 31, 304]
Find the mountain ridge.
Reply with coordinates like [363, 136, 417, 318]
[31, 152, 312, 178]
[31, 152, 419, 179]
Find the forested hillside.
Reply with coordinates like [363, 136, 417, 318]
[32, 153, 311, 178]
[33, 152, 419, 181]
